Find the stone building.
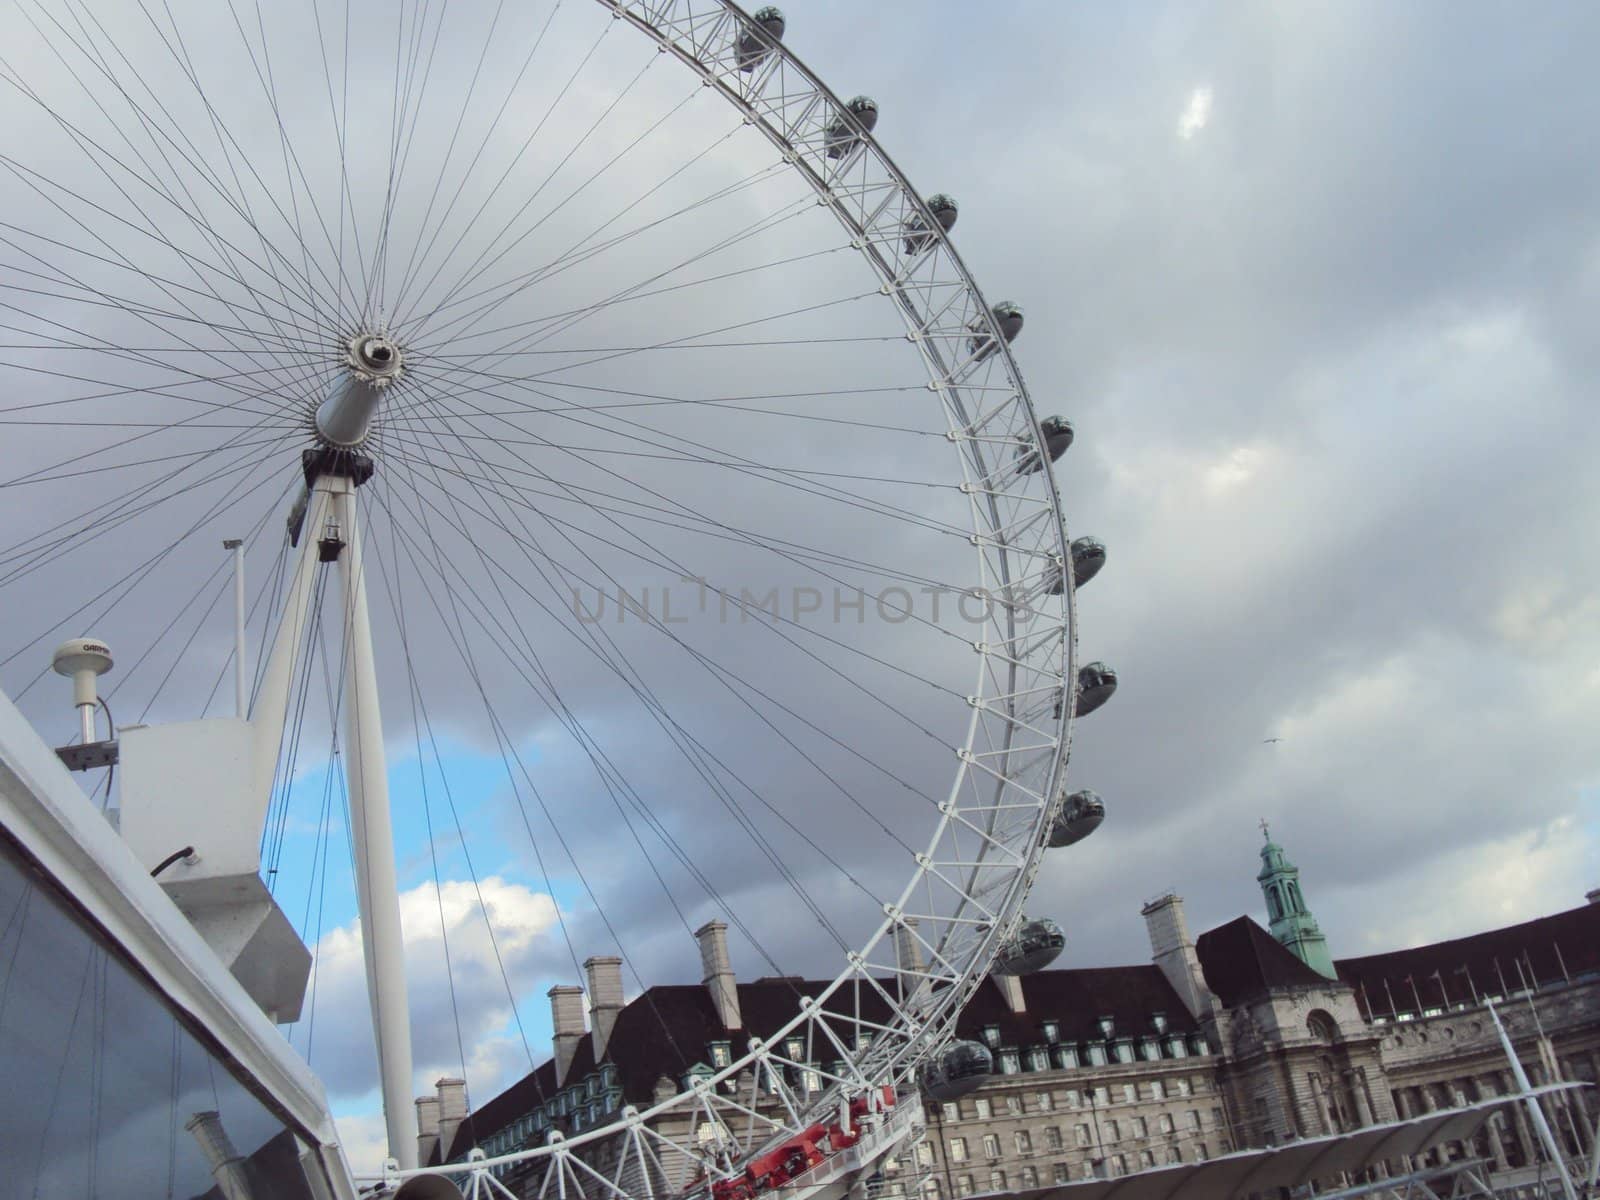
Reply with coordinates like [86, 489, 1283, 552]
[438, 833, 1600, 1196]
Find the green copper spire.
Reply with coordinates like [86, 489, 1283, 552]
[1256, 821, 1336, 979]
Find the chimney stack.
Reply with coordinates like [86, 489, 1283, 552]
[1142, 893, 1216, 1019]
[549, 984, 587, 1084]
[1586, 887, 1599, 906]
[585, 956, 625, 1062]
[184, 1111, 252, 1200]
[894, 918, 926, 976]
[993, 971, 1026, 1014]
[414, 1095, 441, 1165]
[695, 919, 742, 1030]
[435, 1078, 468, 1158]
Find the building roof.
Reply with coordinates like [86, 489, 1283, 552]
[953, 965, 1198, 1047]
[1333, 900, 1600, 1019]
[452, 964, 1197, 1161]
[447, 977, 899, 1161]
[1194, 915, 1332, 1006]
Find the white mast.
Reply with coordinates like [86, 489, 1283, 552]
[329, 472, 415, 1170]
[247, 338, 416, 1168]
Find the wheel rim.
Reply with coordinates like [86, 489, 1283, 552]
[0, 0, 1077, 1191]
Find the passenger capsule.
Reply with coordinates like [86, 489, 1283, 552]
[1047, 789, 1105, 848]
[825, 95, 879, 159]
[736, 6, 786, 72]
[1015, 415, 1073, 475]
[968, 301, 1023, 361]
[994, 916, 1066, 975]
[1071, 537, 1106, 587]
[1076, 661, 1117, 716]
[903, 193, 959, 255]
[920, 1040, 993, 1102]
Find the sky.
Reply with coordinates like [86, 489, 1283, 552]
[0, 0, 1598, 1178]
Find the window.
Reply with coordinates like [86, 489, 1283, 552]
[917, 1144, 935, 1167]
[949, 1138, 968, 1163]
[1141, 1037, 1162, 1061]
[1093, 1087, 1110, 1106]
[974, 1098, 992, 1120]
[1005, 1094, 1022, 1116]
[1014, 1130, 1032, 1155]
[1212, 1108, 1224, 1129]
[1097, 1016, 1115, 1037]
[1019, 1166, 1038, 1188]
[982, 1134, 1001, 1159]
[922, 1179, 941, 1200]
[785, 1036, 805, 1060]
[1158, 1114, 1175, 1135]
[1056, 1044, 1080, 1069]
[1000, 1050, 1021, 1075]
[942, 1102, 960, 1123]
[1035, 1091, 1053, 1113]
[803, 1069, 821, 1093]
[1139, 1150, 1155, 1169]
[1130, 1117, 1147, 1139]
[1150, 1080, 1165, 1100]
[1187, 1110, 1201, 1130]
[1114, 1040, 1135, 1064]
[1053, 1163, 1070, 1184]
[1152, 1013, 1167, 1034]
[982, 1025, 1001, 1047]
[1075, 1124, 1091, 1147]
[989, 1170, 1007, 1193]
[1195, 1143, 1208, 1162]
[1064, 1089, 1081, 1109]
[1044, 1126, 1062, 1151]
[1165, 1147, 1182, 1165]
[956, 1177, 974, 1197]
[710, 1042, 732, 1068]
[1172, 1078, 1190, 1097]
[1086, 1044, 1107, 1066]
[1105, 1119, 1120, 1143]
[1029, 1048, 1051, 1072]
[1113, 1154, 1127, 1177]
[1122, 1084, 1137, 1104]
[1042, 1021, 1060, 1042]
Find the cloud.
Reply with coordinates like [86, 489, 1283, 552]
[295, 877, 563, 1102]
[3, 0, 1600, 1163]
[1177, 87, 1213, 139]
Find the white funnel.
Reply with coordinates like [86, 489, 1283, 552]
[52, 637, 113, 743]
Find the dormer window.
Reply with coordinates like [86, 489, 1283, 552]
[1097, 1015, 1115, 1038]
[1041, 1020, 1060, 1043]
[982, 1024, 1001, 1048]
[709, 1041, 732, 1069]
[1152, 1012, 1167, 1034]
[785, 1036, 805, 1061]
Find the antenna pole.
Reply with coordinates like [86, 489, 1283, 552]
[329, 475, 416, 1169]
[224, 539, 247, 719]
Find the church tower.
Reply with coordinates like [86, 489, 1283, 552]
[1256, 822, 1336, 979]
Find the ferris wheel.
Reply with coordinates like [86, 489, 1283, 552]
[0, 2, 1116, 1197]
